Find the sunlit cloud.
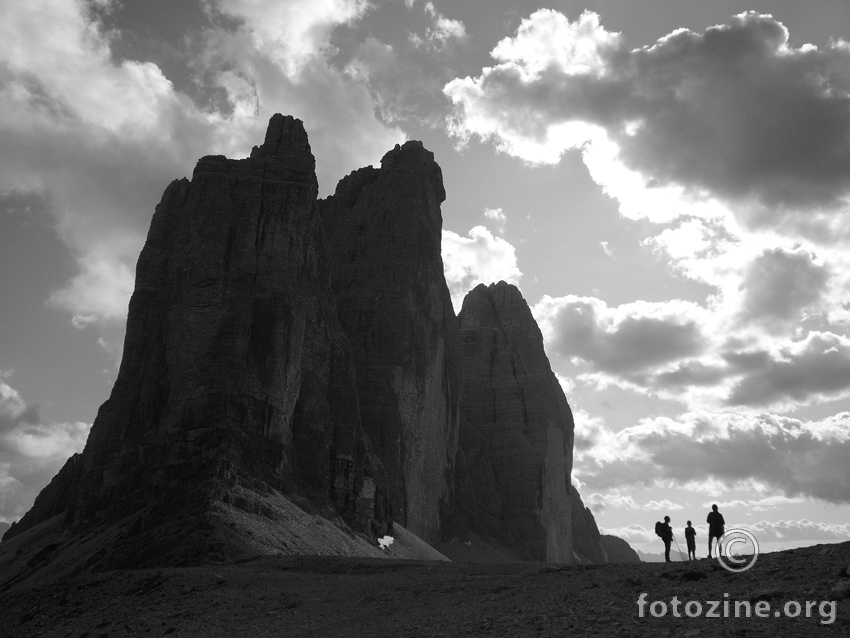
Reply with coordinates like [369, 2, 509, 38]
[0, 377, 89, 523]
[442, 226, 522, 312]
[0, 0, 403, 352]
[574, 410, 850, 504]
[446, 10, 850, 427]
[445, 10, 850, 233]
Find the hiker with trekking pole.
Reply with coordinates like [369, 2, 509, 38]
[655, 516, 676, 562]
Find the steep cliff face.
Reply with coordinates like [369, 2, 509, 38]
[7, 115, 391, 551]
[570, 486, 642, 564]
[454, 282, 573, 562]
[570, 485, 606, 564]
[318, 142, 462, 544]
[3, 454, 81, 541]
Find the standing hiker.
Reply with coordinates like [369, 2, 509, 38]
[684, 521, 697, 560]
[655, 516, 674, 562]
[707, 504, 725, 558]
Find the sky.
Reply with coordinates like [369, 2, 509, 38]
[2, 0, 850, 555]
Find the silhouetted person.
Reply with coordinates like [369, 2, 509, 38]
[707, 504, 725, 558]
[685, 520, 696, 560]
[660, 516, 673, 562]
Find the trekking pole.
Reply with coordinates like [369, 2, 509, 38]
[673, 534, 685, 561]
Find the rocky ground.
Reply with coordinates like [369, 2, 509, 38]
[2, 541, 849, 638]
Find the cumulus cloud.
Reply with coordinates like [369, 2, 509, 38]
[0, 0, 403, 346]
[575, 410, 850, 505]
[649, 332, 850, 412]
[736, 247, 829, 331]
[0, 0, 203, 330]
[482, 207, 507, 234]
[419, 2, 466, 44]
[726, 332, 850, 409]
[533, 295, 708, 376]
[533, 287, 850, 411]
[196, 0, 405, 189]
[344, 36, 457, 125]
[483, 207, 505, 223]
[745, 519, 850, 543]
[47, 249, 135, 323]
[342, 2, 468, 125]
[445, 10, 850, 234]
[441, 226, 522, 312]
[600, 524, 658, 548]
[586, 490, 683, 514]
[210, 0, 370, 75]
[0, 377, 90, 523]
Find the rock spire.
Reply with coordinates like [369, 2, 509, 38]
[318, 141, 462, 544]
[453, 282, 574, 562]
[4, 115, 391, 557]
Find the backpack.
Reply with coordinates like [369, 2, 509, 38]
[655, 521, 665, 538]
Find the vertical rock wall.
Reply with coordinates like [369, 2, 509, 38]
[319, 142, 462, 543]
[8, 115, 391, 542]
[455, 282, 574, 562]
[570, 485, 607, 563]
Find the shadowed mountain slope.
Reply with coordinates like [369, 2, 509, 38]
[3, 115, 395, 565]
[451, 282, 574, 562]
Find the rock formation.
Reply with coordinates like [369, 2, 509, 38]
[2, 454, 82, 541]
[570, 486, 642, 563]
[4, 115, 392, 556]
[318, 142, 462, 544]
[452, 282, 573, 562]
[4, 115, 639, 568]
[600, 534, 641, 563]
[570, 485, 607, 563]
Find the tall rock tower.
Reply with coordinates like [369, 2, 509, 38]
[454, 282, 574, 562]
[319, 142, 463, 544]
[5, 115, 391, 553]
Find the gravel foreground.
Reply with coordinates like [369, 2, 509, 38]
[2, 541, 849, 638]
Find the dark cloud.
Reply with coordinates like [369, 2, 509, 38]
[331, 1, 472, 126]
[737, 248, 829, 331]
[538, 290, 850, 410]
[537, 297, 706, 375]
[597, 330, 850, 410]
[620, 15, 850, 212]
[445, 11, 850, 228]
[726, 332, 850, 407]
[577, 411, 850, 504]
[610, 331, 850, 411]
[342, 36, 459, 125]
